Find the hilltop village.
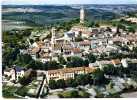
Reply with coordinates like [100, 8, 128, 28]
[3, 7, 137, 98]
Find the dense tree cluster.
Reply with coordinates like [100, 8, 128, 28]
[85, 53, 97, 63]
[2, 29, 32, 68]
[103, 63, 137, 81]
[116, 19, 137, 34]
[66, 56, 85, 67]
[53, 18, 80, 31]
[58, 90, 90, 98]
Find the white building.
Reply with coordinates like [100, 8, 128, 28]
[121, 59, 128, 68]
[4, 67, 25, 82]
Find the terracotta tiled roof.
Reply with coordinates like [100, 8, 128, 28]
[48, 67, 96, 75]
[72, 48, 81, 53]
[52, 43, 71, 48]
[31, 47, 40, 54]
[111, 59, 121, 65]
[63, 67, 85, 73]
[79, 41, 91, 46]
[48, 69, 62, 74]
[36, 41, 45, 48]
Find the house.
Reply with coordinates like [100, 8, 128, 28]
[64, 31, 75, 41]
[89, 60, 112, 69]
[63, 46, 72, 58]
[3, 68, 12, 79]
[126, 17, 137, 23]
[71, 48, 82, 57]
[89, 63, 98, 68]
[121, 59, 128, 68]
[96, 60, 112, 69]
[92, 28, 99, 34]
[32, 42, 38, 48]
[111, 59, 121, 67]
[71, 25, 92, 38]
[4, 66, 25, 82]
[79, 40, 91, 50]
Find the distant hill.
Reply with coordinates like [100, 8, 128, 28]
[2, 4, 137, 26]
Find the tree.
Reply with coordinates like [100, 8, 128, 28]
[69, 90, 79, 98]
[58, 56, 66, 65]
[118, 24, 126, 31]
[95, 23, 100, 27]
[29, 39, 34, 44]
[116, 25, 120, 34]
[46, 33, 52, 39]
[15, 54, 33, 67]
[91, 68, 106, 85]
[121, 45, 130, 52]
[58, 90, 79, 98]
[103, 64, 115, 76]
[133, 47, 137, 55]
[130, 71, 137, 82]
[75, 74, 92, 86]
[56, 79, 66, 89]
[83, 59, 89, 67]
[106, 27, 112, 32]
[19, 76, 32, 86]
[66, 78, 78, 87]
[86, 21, 95, 27]
[3, 47, 20, 66]
[100, 53, 107, 59]
[75, 74, 86, 85]
[117, 66, 125, 77]
[75, 36, 83, 42]
[66, 56, 84, 67]
[2, 29, 32, 68]
[86, 53, 96, 63]
[79, 90, 90, 98]
[127, 12, 136, 17]
[128, 27, 136, 33]
[18, 69, 36, 86]
[26, 60, 44, 70]
[47, 60, 63, 70]
[23, 29, 32, 36]
[49, 80, 57, 89]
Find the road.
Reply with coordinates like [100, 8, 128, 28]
[121, 91, 137, 98]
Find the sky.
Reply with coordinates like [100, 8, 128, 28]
[2, 0, 137, 5]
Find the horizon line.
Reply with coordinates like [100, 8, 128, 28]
[2, 3, 137, 5]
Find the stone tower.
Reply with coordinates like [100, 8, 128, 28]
[51, 27, 56, 51]
[51, 27, 56, 44]
[80, 6, 85, 24]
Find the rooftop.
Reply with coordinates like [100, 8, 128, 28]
[47, 66, 96, 74]
[111, 59, 121, 65]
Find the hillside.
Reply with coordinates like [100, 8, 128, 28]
[2, 4, 137, 28]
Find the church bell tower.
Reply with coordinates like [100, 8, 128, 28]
[51, 27, 56, 51]
[80, 6, 85, 24]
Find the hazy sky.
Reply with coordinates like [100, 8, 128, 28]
[2, 0, 137, 5]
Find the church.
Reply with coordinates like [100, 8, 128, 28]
[28, 7, 92, 63]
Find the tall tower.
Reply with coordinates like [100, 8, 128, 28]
[51, 27, 56, 51]
[80, 6, 85, 24]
